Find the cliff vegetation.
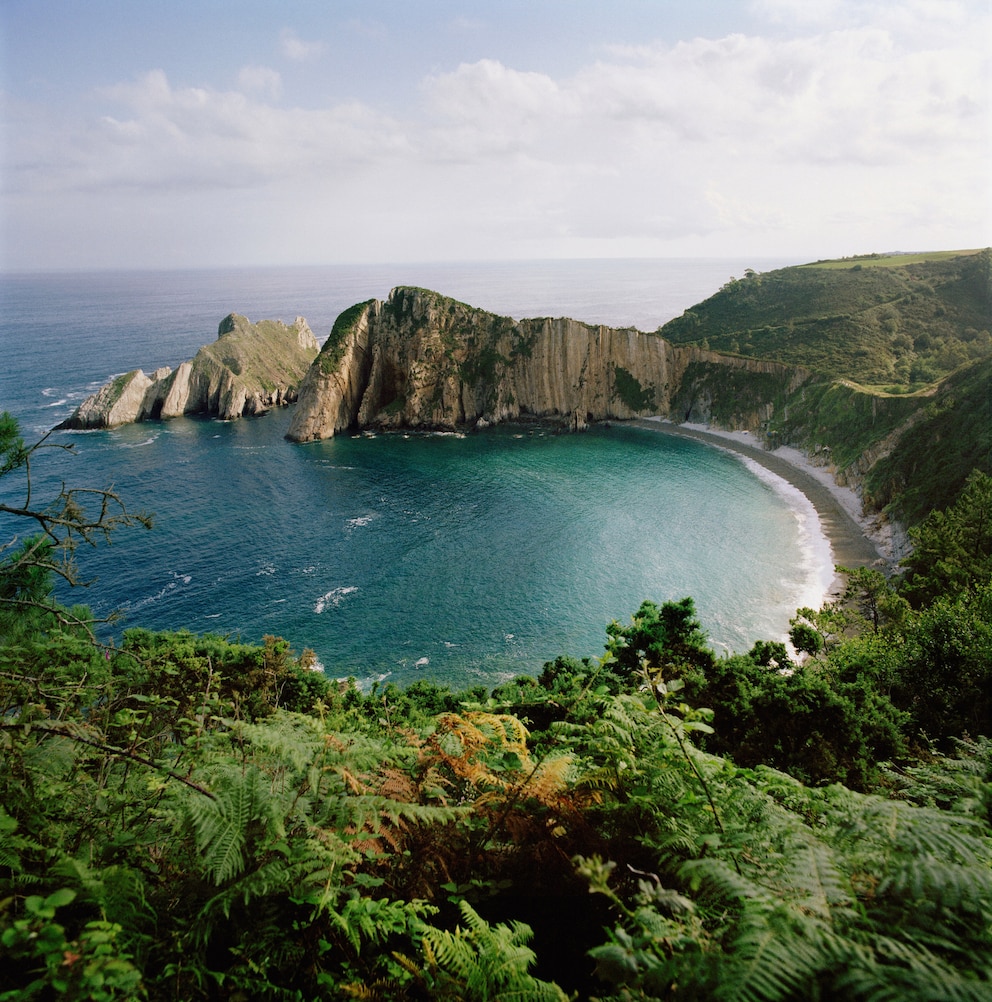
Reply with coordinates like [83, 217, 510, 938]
[662, 249, 990, 386]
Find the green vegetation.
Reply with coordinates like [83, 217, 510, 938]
[109, 372, 138, 400]
[2, 412, 992, 999]
[659, 249, 991, 527]
[202, 315, 318, 393]
[675, 362, 800, 427]
[804, 248, 985, 269]
[862, 356, 992, 524]
[319, 300, 375, 374]
[767, 379, 922, 469]
[662, 249, 990, 385]
[612, 366, 657, 411]
[459, 344, 510, 387]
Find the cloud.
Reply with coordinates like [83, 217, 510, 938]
[750, 0, 974, 37]
[422, 17, 987, 175]
[279, 28, 324, 62]
[3, 0, 987, 267]
[422, 59, 572, 160]
[749, 0, 853, 28]
[237, 65, 283, 100]
[3, 69, 406, 196]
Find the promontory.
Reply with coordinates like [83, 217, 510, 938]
[285, 286, 806, 442]
[286, 250, 990, 533]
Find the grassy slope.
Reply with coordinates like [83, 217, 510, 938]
[661, 250, 992, 524]
[661, 249, 991, 386]
[862, 355, 992, 524]
[199, 316, 318, 393]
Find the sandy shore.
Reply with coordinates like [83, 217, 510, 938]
[628, 419, 906, 595]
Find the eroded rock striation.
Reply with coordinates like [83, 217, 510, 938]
[60, 314, 320, 429]
[287, 287, 809, 442]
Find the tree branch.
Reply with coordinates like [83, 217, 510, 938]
[0, 720, 217, 800]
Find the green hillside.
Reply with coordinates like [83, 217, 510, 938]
[861, 355, 992, 524]
[660, 250, 992, 525]
[661, 249, 991, 387]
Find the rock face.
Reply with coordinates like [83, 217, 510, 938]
[60, 315, 320, 429]
[287, 287, 809, 442]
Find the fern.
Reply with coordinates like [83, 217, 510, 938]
[883, 735, 992, 820]
[580, 734, 992, 1002]
[716, 909, 833, 1002]
[415, 900, 569, 1001]
[190, 765, 266, 885]
[0, 806, 39, 877]
[833, 934, 992, 1002]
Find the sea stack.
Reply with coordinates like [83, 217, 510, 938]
[59, 314, 320, 429]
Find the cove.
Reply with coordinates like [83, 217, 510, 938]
[61, 412, 831, 690]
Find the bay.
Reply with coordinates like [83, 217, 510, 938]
[0, 258, 828, 687]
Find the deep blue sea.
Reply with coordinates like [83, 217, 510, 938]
[0, 259, 832, 687]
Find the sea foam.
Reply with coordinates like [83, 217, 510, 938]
[314, 586, 358, 614]
[737, 456, 835, 618]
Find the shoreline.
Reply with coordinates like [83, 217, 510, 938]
[627, 418, 904, 600]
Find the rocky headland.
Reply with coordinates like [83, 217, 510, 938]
[59, 313, 319, 429]
[286, 287, 809, 442]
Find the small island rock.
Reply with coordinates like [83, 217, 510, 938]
[60, 314, 319, 429]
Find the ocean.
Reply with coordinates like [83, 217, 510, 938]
[0, 258, 832, 688]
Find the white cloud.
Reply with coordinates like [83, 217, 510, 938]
[750, 0, 974, 37]
[237, 65, 283, 100]
[750, 0, 853, 28]
[2, 0, 987, 267]
[6, 70, 406, 195]
[411, 18, 986, 214]
[422, 59, 573, 160]
[279, 28, 324, 62]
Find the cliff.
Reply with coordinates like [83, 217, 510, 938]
[60, 314, 320, 429]
[286, 287, 808, 442]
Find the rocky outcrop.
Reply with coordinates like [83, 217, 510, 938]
[60, 314, 320, 429]
[287, 287, 810, 442]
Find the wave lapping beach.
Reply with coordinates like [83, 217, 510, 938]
[633, 419, 908, 596]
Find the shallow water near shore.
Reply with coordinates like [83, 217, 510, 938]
[0, 260, 827, 687]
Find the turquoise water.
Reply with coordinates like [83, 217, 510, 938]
[0, 261, 827, 687]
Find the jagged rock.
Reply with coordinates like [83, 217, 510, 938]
[62, 369, 155, 429]
[60, 315, 319, 429]
[287, 287, 809, 442]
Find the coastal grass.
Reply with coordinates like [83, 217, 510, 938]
[804, 249, 986, 269]
[202, 316, 317, 392]
[863, 355, 992, 523]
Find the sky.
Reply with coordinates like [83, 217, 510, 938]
[1, 0, 989, 271]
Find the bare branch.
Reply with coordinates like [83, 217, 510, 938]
[1, 414, 153, 656]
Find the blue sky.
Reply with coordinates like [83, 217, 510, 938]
[2, 0, 989, 270]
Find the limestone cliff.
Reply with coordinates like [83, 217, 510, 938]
[287, 287, 809, 442]
[60, 314, 320, 429]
